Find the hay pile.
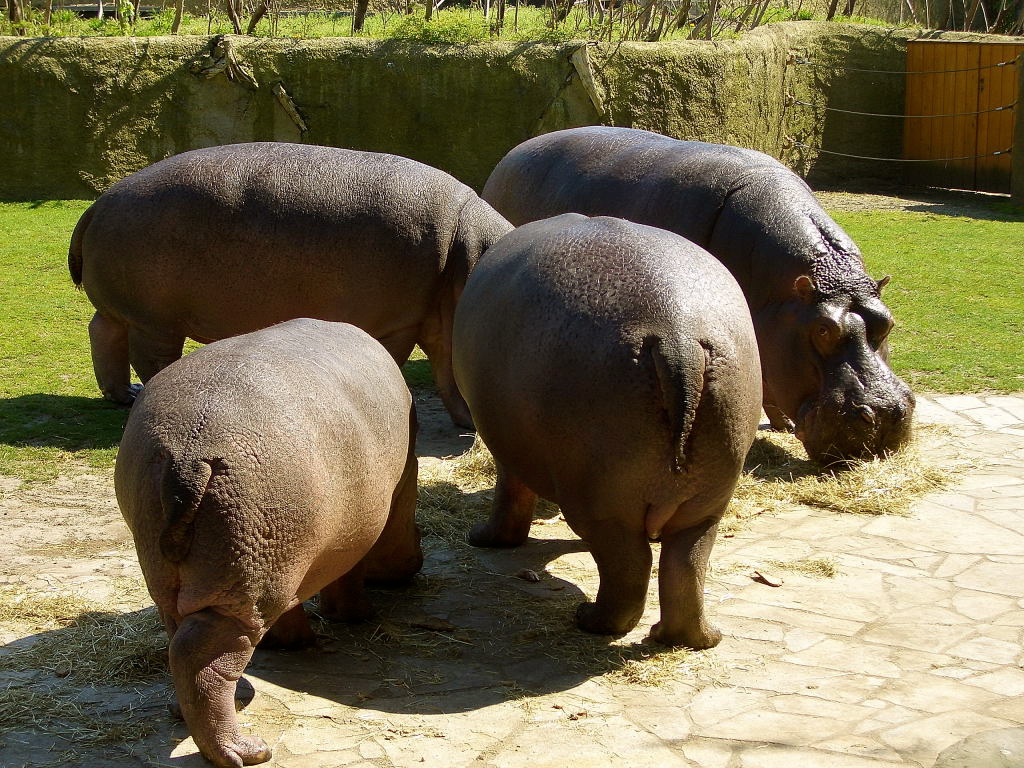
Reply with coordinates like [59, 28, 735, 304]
[732, 424, 958, 519]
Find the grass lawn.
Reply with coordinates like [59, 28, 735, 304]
[1, 4, 833, 43]
[0, 199, 1019, 482]
[834, 207, 1023, 394]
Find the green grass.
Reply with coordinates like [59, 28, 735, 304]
[0, 6, 651, 41]
[832, 208, 1024, 393]
[0, 200, 127, 482]
[0, 200, 1019, 483]
[0, 200, 435, 482]
[0, 3, 885, 41]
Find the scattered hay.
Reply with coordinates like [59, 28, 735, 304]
[728, 424, 960, 522]
[0, 683, 159, 746]
[0, 588, 86, 629]
[0, 586, 167, 684]
[764, 556, 839, 578]
[448, 435, 497, 487]
[607, 644, 713, 687]
[416, 437, 497, 553]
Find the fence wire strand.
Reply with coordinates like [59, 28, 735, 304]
[791, 54, 1022, 75]
[791, 99, 1018, 118]
[790, 142, 1012, 162]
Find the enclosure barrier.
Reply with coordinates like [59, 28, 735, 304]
[787, 44, 1022, 194]
[0, 22, 1020, 199]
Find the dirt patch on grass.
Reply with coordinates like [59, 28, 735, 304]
[815, 186, 1020, 220]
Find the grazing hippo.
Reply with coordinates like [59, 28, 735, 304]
[115, 318, 422, 767]
[70, 142, 513, 428]
[482, 126, 914, 462]
[453, 215, 761, 648]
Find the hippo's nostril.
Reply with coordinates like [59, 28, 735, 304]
[856, 404, 875, 425]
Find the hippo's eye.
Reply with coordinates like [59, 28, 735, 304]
[812, 318, 842, 354]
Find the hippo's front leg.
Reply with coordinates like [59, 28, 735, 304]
[319, 562, 374, 622]
[418, 310, 474, 429]
[468, 460, 537, 547]
[363, 442, 423, 584]
[259, 604, 316, 649]
[651, 514, 722, 649]
[169, 609, 271, 767]
[574, 519, 652, 636]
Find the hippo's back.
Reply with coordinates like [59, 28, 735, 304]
[79, 143, 477, 342]
[483, 126, 786, 242]
[453, 215, 761, 507]
[116, 319, 412, 613]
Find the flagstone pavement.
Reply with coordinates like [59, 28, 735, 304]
[161, 393, 1022, 768]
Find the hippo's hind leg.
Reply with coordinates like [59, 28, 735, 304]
[169, 608, 271, 767]
[468, 460, 537, 548]
[89, 312, 140, 404]
[651, 511, 723, 649]
[574, 517, 652, 636]
[127, 327, 185, 384]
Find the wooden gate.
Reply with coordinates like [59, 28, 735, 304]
[903, 40, 1023, 193]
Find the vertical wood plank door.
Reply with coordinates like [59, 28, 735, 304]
[903, 40, 1023, 193]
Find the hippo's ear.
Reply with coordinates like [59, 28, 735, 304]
[793, 275, 816, 303]
[876, 275, 892, 295]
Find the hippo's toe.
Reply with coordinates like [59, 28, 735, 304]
[575, 601, 639, 636]
[650, 619, 722, 649]
[205, 735, 271, 767]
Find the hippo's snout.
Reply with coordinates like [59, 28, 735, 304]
[798, 382, 915, 464]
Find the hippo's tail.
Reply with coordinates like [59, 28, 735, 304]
[644, 334, 711, 474]
[159, 457, 215, 563]
[68, 203, 96, 288]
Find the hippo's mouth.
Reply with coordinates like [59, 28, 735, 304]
[792, 399, 817, 444]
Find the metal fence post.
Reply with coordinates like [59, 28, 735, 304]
[1014, 57, 1024, 205]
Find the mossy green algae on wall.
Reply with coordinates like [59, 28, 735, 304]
[0, 24, 958, 200]
[0, 35, 598, 199]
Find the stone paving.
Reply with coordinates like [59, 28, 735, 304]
[160, 393, 1023, 768]
[2, 393, 1022, 767]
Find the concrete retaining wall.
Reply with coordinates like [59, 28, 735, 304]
[0, 23, 1012, 199]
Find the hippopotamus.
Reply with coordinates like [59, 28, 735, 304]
[114, 318, 422, 767]
[453, 215, 761, 648]
[70, 142, 513, 428]
[482, 126, 914, 462]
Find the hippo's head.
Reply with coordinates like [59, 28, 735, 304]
[760, 274, 915, 464]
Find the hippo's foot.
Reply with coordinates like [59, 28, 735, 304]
[650, 620, 722, 650]
[205, 734, 272, 768]
[102, 382, 143, 406]
[574, 602, 639, 637]
[468, 520, 528, 548]
[764, 409, 794, 432]
[168, 677, 255, 719]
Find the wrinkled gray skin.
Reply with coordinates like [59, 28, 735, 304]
[453, 215, 761, 648]
[70, 142, 512, 428]
[115, 319, 422, 767]
[482, 126, 915, 462]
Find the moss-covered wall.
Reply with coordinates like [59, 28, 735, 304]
[0, 23, 1011, 200]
